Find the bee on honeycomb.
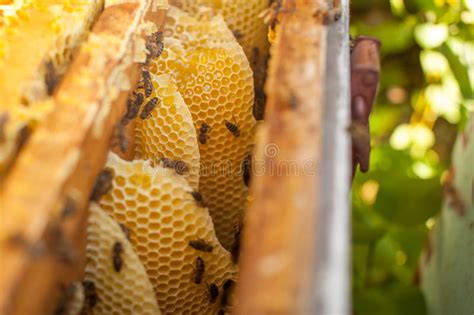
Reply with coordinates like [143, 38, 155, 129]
[134, 73, 200, 189]
[146, 6, 257, 249]
[99, 153, 238, 315]
[84, 203, 161, 315]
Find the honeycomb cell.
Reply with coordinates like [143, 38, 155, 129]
[170, 0, 270, 120]
[147, 6, 257, 249]
[169, 0, 270, 74]
[84, 203, 161, 315]
[99, 153, 238, 315]
[135, 73, 200, 189]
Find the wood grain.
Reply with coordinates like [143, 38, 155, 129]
[235, 0, 332, 314]
[0, 2, 167, 315]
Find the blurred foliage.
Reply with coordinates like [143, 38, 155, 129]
[350, 0, 474, 314]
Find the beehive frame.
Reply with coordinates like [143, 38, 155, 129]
[0, 0, 352, 314]
[0, 2, 167, 314]
[235, 0, 351, 314]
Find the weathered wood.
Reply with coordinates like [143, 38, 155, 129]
[0, 2, 167, 315]
[314, 0, 351, 313]
[234, 0, 343, 314]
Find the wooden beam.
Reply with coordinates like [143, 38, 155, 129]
[313, 0, 352, 313]
[0, 2, 168, 315]
[234, 0, 342, 314]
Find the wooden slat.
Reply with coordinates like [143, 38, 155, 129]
[0, 2, 167, 315]
[235, 0, 340, 314]
[314, 0, 351, 313]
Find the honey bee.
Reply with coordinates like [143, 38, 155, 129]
[259, 0, 283, 31]
[205, 282, 219, 304]
[224, 116, 241, 137]
[112, 122, 128, 153]
[161, 157, 189, 175]
[145, 31, 164, 62]
[254, 87, 266, 121]
[82, 281, 98, 309]
[140, 97, 159, 119]
[139, 69, 154, 98]
[0, 112, 9, 143]
[112, 241, 123, 273]
[231, 221, 242, 264]
[193, 256, 205, 284]
[90, 168, 114, 201]
[119, 223, 131, 241]
[188, 239, 213, 253]
[189, 191, 205, 207]
[123, 92, 144, 123]
[242, 153, 252, 187]
[220, 279, 236, 308]
[45, 61, 59, 95]
[198, 122, 211, 144]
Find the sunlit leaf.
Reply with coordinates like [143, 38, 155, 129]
[438, 41, 474, 98]
[415, 23, 448, 49]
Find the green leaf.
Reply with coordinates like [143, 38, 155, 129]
[437, 42, 474, 99]
[375, 176, 442, 225]
[392, 285, 427, 315]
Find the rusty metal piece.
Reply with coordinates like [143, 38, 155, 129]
[350, 36, 381, 177]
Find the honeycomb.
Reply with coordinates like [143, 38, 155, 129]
[84, 203, 161, 315]
[145, 6, 257, 249]
[99, 152, 238, 315]
[0, 0, 104, 173]
[169, 0, 270, 76]
[170, 0, 270, 119]
[134, 72, 200, 189]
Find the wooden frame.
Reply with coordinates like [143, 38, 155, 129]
[0, 3, 167, 314]
[235, 0, 351, 314]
